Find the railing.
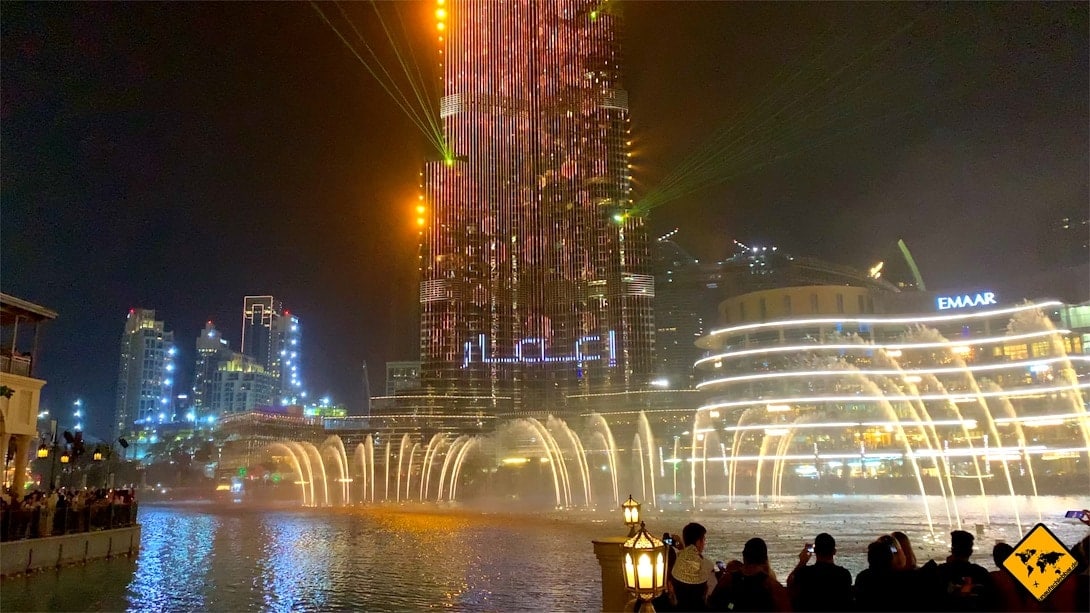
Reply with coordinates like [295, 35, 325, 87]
[0, 502, 138, 542]
[0, 353, 32, 377]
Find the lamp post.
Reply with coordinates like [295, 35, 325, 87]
[622, 521, 667, 613]
[622, 494, 641, 537]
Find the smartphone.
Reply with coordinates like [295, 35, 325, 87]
[805, 544, 814, 553]
[890, 545, 898, 553]
[1064, 510, 1086, 520]
[664, 537, 674, 546]
[716, 561, 726, 571]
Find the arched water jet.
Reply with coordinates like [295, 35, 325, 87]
[286, 441, 316, 506]
[588, 414, 620, 507]
[383, 439, 392, 501]
[631, 434, 648, 503]
[404, 441, 421, 502]
[637, 412, 658, 507]
[268, 442, 309, 505]
[364, 435, 376, 503]
[877, 349, 962, 528]
[421, 433, 448, 501]
[550, 416, 593, 507]
[728, 407, 761, 505]
[320, 437, 348, 505]
[354, 442, 368, 504]
[449, 437, 481, 500]
[982, 380, 1042, 522]
[300, 442, 330, 507]
[396, 433, 411, 502]
[436, 435, 470, 502]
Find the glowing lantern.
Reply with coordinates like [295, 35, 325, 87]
[622, 522, 667, 611]
[622, 494, 641, 535]
[37, 445, 49, 459]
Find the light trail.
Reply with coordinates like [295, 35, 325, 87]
[695, 356, 1090, 388]
[699, 383, 1090, 412]
[310, 1, 447, 156]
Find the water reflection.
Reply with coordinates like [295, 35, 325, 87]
[0, 498, 1085, 612]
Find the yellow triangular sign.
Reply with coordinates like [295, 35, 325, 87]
[1001, 523, 1078, 602]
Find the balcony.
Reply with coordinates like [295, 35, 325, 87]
[0, 352, 32, 377]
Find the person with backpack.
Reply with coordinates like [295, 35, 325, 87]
[709, 537, 791, 612]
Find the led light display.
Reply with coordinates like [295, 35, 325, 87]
[419, 1, 654, 412]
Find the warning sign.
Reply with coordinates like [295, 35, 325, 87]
[1001, 523, 1078, 602]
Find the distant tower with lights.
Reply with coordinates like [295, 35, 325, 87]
[114, 308, 176, 439]
[241, 296, 304, 405]
[418, 0, 654, 415]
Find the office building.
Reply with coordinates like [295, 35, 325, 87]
[419, 1, 654, 416]
[114, 308, 175, 439]
[192, 321, 232, 418]
[241, 296, 304, 405]
[210, 353, 276, 414]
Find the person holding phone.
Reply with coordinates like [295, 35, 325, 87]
[670, 522, 717, 611]
[786, 533, 852, 612]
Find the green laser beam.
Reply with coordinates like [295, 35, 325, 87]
[331, 1, 446, 154]
[311, 1, 446, 155]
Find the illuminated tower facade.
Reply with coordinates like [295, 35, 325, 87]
[114, 308, 176, 439]
[241, 296, 304, 405]
[419, 1, 654, 414]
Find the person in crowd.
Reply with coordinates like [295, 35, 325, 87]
[891, 531, 917, 570]
[671, 522, 717, 611]
[987, 542, 1039, 612]
[854, 538, 915, 611]
[786, 532, 853, 612]
[1044, 515, 1089, 613]
[709, 537, 790, 612]
[928, 529, 994, 612]
[652, 532, 682, 611]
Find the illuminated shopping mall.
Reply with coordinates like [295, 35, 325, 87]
[689, 292, 1089, 497]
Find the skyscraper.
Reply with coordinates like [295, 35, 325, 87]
[114, 308, 175, 439]
[192, 320, 231, 417]
[241, 296, 279, 372]
[419, 1, 654, 415]
[241, 296, 304, 405]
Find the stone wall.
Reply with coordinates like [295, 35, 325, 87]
[0, 525, 141, 578]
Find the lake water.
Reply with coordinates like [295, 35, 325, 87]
[2, 495, 1086, 612]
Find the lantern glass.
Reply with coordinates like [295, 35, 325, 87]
[93, 451, 103, 461]
[621, 522, 667, 601]
[60, 454, 70, 464]
[37, 446, 49, 459]
[621, 494, 641, 527]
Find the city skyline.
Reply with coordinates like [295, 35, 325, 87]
[2, 2, 1086, 437]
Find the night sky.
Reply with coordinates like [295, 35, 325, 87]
[2, 2, 1086, 440]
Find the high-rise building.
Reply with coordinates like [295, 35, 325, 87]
[114, 308, 175, 439]
[419, 1, 654, 415]
[272, 310, 303, 404]
[192, 321, 232, 418]
[241, 296, 279, 371]
[241, 296, 304, 405]
[209, 353, 276, 414]
[653, 231, 713, 389]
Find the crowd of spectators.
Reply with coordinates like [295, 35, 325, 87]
[0, 486, 138, 541]
[650, 511, 1090, 612]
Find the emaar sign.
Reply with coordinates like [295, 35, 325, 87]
[936, 291, 997, 310]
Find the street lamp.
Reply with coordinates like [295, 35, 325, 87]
[621, 521, 667, 612]
[622, 494, 641, 537]
[60, 452, 70, 464]
[37, 445, 49, 459]
[93, 450, 103, 462]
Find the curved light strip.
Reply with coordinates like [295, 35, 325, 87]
[717, 413, 1085, 432]
[694, 329, 1071, 367]
[675, 445, 1089, 463]
[699, 382, 1090, 411]
[696, 355, 1090, 389]
[705, 300, 1063, 339]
